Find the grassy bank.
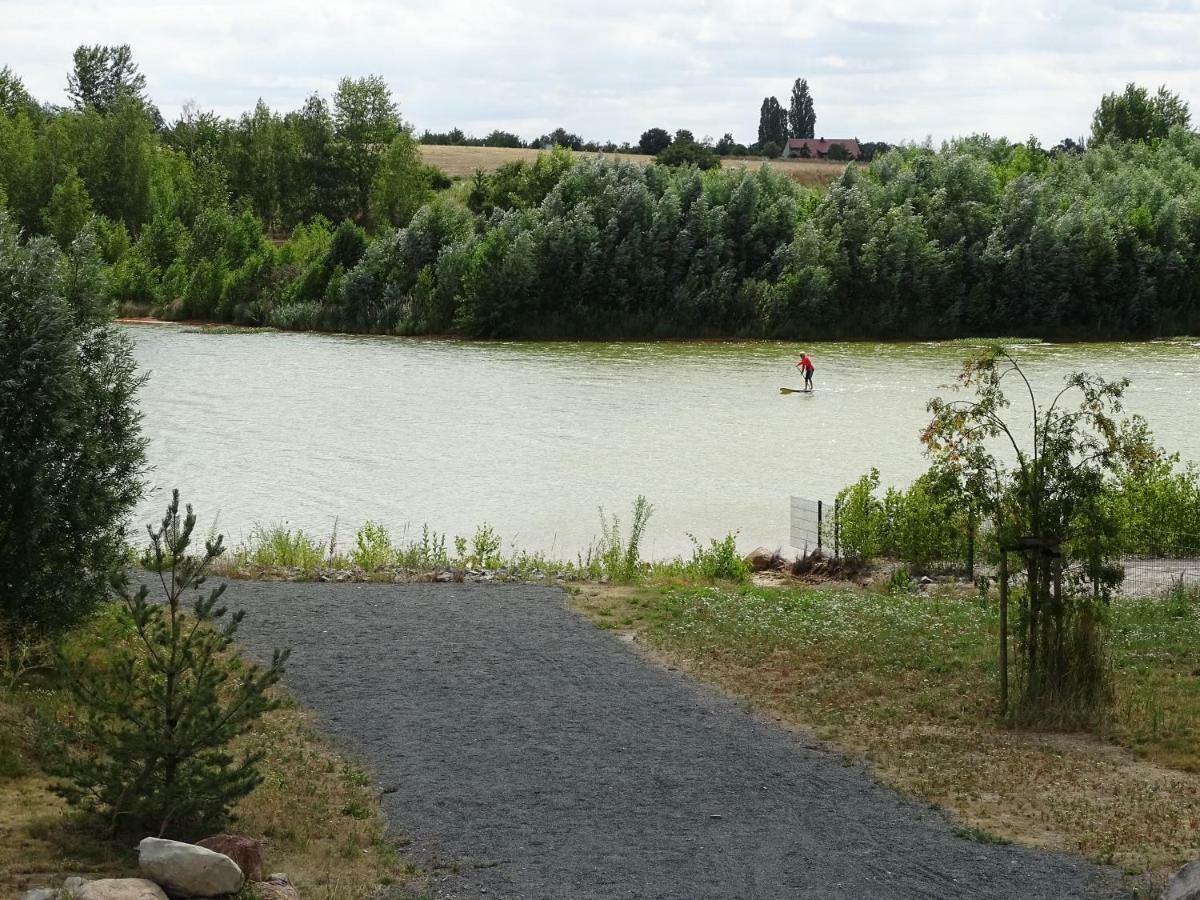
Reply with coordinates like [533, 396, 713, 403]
[206, 507, 750, 586]
[570, 583, 1200, 880]
[0, 609, 424, 898]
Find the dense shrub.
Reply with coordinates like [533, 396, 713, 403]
[835, 468, 968, 571]
[0, 219, 145, 632]
[656, 140, 720, 170]
[1106, 446, 1200, 555]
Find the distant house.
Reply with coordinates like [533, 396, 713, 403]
[782, 137, 862, 160]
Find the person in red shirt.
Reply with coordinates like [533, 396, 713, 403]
[796, 353, 815, 392]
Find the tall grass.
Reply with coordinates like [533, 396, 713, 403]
[207, 497, 751, 586]
[350, 521, 394, 571]
[239, 525, 326, 571]
[394, 525, 449, 570]
[595, 495, 653, 583]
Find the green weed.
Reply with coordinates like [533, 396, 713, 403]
[240, 524, 326, 571]
[351, 521, 394, 571]
[596, 495, 653, 583]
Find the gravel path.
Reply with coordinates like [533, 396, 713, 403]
[210, 579, 1121, 900]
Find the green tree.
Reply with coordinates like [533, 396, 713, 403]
[0, 65, 39, 118]
[638, 127, 672, 155]
[923, 347, 1153, 719]
[369, 130, 433, 228]
[333, 75, 401, 220]
[533, 127, 583, 150]
[656, 140, 719, 170]
[0, 110, 40, 229]
[0, 217, 145, 632]
[757, 96, 787, 149]
[1091, 83, 1190, 145]
[788, 78, 816, 139]
[42, 167, 94, 249]
[225, 99, 303, 230]
[289, 93, 342, 222]
[51, 491, 289, 837]
[826, 142, 852, 161]
[66, 44, 149, 114]
[64, 96, 157, 229]
[481, 129, 524, 148]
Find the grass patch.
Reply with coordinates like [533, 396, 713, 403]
[570, 583, 1200, 878]
[417, 144, 849, 188]
[0, 612, 422, 898]
[235, 524, 329, 572]
[180, 325, 278, 335]
[210, 501, 753, 588]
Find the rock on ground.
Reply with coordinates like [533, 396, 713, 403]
[19, 889, 56, 900]
[75, 879, 168, 900]
[196, 833, 266, 881]
[138, 837, 244, 897]
[253, 878, 301, 900]
[1163, 861, 1200, 900]
[745, 546, 779, 571]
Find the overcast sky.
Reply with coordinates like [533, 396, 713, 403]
[4, 0, 1199, 146]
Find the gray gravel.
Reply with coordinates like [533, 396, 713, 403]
[205, 579, 1124, 900]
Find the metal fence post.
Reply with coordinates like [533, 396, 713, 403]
[999, 551, 1009, 715]
[817, 500, 823, 553]
[834, 498, 840, 559]
[966, 511, 975, 579]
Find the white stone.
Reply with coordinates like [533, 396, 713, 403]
[19, 889, 56, 900]
[75, 879, 168, 900]
[1163, 861, 1200, 900]
[138, 837, 244, 897]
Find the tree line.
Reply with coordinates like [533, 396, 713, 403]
[1, 48, 1197, 340]
[421, 77, 893, 162]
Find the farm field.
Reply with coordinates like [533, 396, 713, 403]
[418, 143, 851, 187]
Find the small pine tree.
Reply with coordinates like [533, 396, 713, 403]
[50, 491, 289, 837]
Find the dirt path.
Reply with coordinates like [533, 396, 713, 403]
[213, 579, 1121, 899]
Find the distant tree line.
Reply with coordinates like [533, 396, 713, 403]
[1, 49, 1196, 341]
[0, 48, 442, 239]
[324, 120, 1200, 340]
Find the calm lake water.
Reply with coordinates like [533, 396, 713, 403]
[125, 324, 1200, 559]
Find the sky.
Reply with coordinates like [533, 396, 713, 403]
[3, 0, 1200, 147]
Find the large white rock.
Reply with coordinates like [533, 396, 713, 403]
[1163, 861, 1200, 900]
[75, 879, 168, 900]
[138, 837, 244, 897]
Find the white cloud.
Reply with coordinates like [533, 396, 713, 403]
[3, 0, 1199, 145]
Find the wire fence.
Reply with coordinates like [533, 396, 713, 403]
[789, 495, 1200, 598]
[1118, 549, 1200, 597]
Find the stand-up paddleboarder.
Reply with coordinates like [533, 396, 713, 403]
[796, 353, 815, 392]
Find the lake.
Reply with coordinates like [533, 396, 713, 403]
[125, 324, 1200, 559]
